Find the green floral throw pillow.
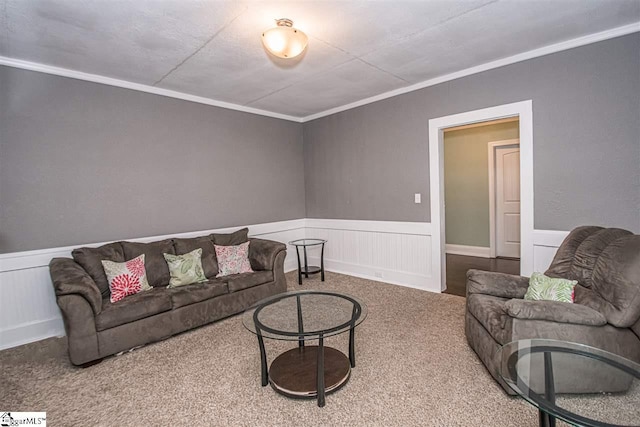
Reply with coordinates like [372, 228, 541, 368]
[524, 272, 577, 303]
[163, 248, 207, 288]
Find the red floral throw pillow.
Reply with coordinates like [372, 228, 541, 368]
[214, 241, 254, 277]
[101, 254, 152, 303]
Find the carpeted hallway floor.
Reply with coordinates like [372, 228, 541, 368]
[1, 272, 545, 426]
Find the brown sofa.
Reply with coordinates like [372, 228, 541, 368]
[49, 228, 287, 366]
[465, 226, 640, 394]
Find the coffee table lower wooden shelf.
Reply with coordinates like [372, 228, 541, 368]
[269, 346, 351, 398]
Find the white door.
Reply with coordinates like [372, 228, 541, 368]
[496, 145, 521, 258]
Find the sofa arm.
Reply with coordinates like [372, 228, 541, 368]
[57, 294, 101, 365]
[249, 238, 286, 271]
[50, 258, 103, 315]
[466, 269, 530, 299]
[504, 300, 607, 326]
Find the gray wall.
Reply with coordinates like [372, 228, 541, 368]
[304, 33, 640, 232]
[444, 121, 519, 247]
[0, 66, 305, 253]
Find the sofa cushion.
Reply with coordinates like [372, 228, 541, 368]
[167, 279, 229, 309]
[173, 236, 218, 279]
[227, 270, 273, 293]
[504, 299, 607, 326]
[467, 293, 512, 345]
[96, 288, 172, 331]
[211, 227, 249, 246]
[72, 242, 125, 298]
[121, 239, 175, 288]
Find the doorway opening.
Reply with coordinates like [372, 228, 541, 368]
[442, 118, 521, 296]
[427, 100, 533, 295]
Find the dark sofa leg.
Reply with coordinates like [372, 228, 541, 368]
[79, 358, 103, 368]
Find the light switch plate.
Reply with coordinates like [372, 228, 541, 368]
[414, 193, 421, 204]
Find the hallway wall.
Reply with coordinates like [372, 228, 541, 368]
[444, 121, 519, 247]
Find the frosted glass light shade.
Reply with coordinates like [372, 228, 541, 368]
[262, 19, 308, 59]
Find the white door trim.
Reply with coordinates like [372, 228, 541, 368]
[488, 139, 520, 258]
[429, 100, 534, 291]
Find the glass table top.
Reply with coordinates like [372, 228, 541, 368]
[242, 290, 367, 341]
[288, 239, 327, 247]
[500, 339, 640, 427]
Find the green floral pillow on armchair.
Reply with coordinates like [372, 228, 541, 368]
[524, 272, 577, 303]
[163, 248, 207, 288]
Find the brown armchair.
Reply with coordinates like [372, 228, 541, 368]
[465, 226, 640, 394]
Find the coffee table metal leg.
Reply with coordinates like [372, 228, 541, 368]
[538, 351, 556, 427]
[348, 327, 356, 368]
[297, 295, 304, 348]
[257, 332, 268, 387]
[539, 410, 553, 427]
[349, 305, 356, 368]
[295, 246, 302, 285]
[303, 246, 309, 278]
[320, 243, 325, 282]
[317, 333, 325, 407]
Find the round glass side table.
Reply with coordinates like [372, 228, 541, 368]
[289, 238, 327, 285]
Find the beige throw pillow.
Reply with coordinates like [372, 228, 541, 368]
[163, 248, 207, 288]
[102, 254, 152, 303]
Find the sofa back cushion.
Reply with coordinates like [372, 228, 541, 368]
[632, 317, 640, 341]
[72, 242, 125, 298]
[547, 227, 640, 328]
[546, 227, 633, 286]
[121, 239, 175, 288]
[546, 226, 600, 283]
[173, 236, 218, 279]
[589, 235, 640, 327]
[211, 227, 249, 246]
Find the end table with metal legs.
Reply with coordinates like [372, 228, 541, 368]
[289, 239, 327, 285]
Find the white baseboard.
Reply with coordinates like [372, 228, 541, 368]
[445, 244, 491, 258]
[0, 318, 65, 349]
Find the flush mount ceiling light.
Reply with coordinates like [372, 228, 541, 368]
[261, 18, 308, 59]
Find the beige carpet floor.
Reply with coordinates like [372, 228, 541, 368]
[1, 272, 559, 426]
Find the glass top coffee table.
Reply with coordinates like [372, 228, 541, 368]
[500, 339, 640, 427]
[243, 290, 367, 407]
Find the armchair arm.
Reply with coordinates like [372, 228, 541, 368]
[466, 269, 530, 299]
[50, 258, 102, 315]
[504, 300, 607, 326]
[248, 238, 286, 271]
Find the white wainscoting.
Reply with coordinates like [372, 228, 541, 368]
[0, 219, 305, 351]
[532, 229, 570, 273]
[0, 220, 568, 351]
[304, 219, 435, 291]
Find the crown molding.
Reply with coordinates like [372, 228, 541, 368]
[1, 22, 638, 124]
[300, 22, 640, 122]
[0, 56, 304, 123]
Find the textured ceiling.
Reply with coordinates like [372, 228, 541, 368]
[1, 0, 639, 119]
